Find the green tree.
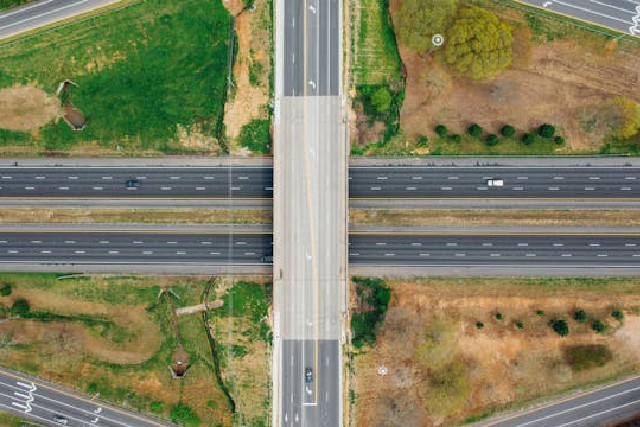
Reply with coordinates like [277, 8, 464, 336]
[522, 133, 535, 145]
[538, 123, 556, 139]
[467, 123, 483, 138]
[416, 135, 429, 147]
[370, 87, 392, 114]
[0, 282, 12, 297]
[11, 299, 30, 317]
[485, 134, 499, 146]
[611, 310, 624, 322]
[592, 319, 608, 334]
[449, 134, 461, 143]
[501, 125, 516, 138]
[550, 318, 569, 337]
[554, 135, 566, 146]
[611, 97, 640, 140]
[574, 309, 588, 323]
[435, 124, 449, 138]
[395, 0, 458, 52]
[444, 6, 513, 79]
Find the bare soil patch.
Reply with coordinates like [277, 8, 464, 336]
[352, 278, 640, 426]
[391, 2, 640, 152]
[223, 0, 271, 152]
[0, 85, 59, 131]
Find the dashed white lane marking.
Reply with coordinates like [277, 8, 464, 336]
[441, 186, 452, 191]
[376, 176, 388, 180]
[64, 241, 75, 244]
[526, 253, 536, 257]
[132, 240, 143, 244]
[518, 243, 529, 247]
[204, 176, 215, 180]
[419, 253, 430, 256]
[167, 241, 178, 244]
[412, 176, 422, 180]
[626, 243, 637, 247]
[621, 187, 631, 191]
[99, 240, 110, 244]
[370, 186, 381, 191]
[35, 176, 45, 180]
[634, 254, 640, 257]
[585, 187, 595, 191]
[483, 242, 493, 247]
[30, 240, 41, 244]
[170, 176, 180, 180]
[517, 176, 528, 180]
[626, 176, 637, 180]
[597, 254, 608, 257]
[202, 241, 212, 245]
[40, 250, 51, 254]
[108, 250, 119, 254]
[1, 176, 11, 180]
[553, 176, 564, 180]
[245, 252, 256, 255]
[384, 253, 395, 256]
[590, 243, 601, 247]
[176, 251, 186, 255]
[196, 186, 206, 191]
[447, 176, 459, 180]
[446, 243, 458, 247]
[513, 186, 524, 190]
[590, 176, 601, 180]
[231, 186, 241, 191]
[210, 252, 221, 255]
[7, 250, 18, 254]
[74, 250, 85, 254]
[238, 176, 250, 180]
[376, 242, 386, 245]
[93, 186, 103, 191]
[136, 176, 147, 180]
[25, 186, 34, 190]
[554, 243, 564, 247]
[236, 241, 247, 245]
[551, 0, 634, 25]
[562, 253, 573, 257]
[58, 186, 69, 190]
[411, 243, 422, 246]
[143, 251, 153, 255]
[349, 253, 359, 256]
[102, 176, 112, 180]
[477, 186, 488, 190]
[490, 253, 501, 257]
[68, 176, 78, 180]
[406, 186, 416, 191]
[548, 186, 559, 191]
[266, 186, 274, 191]
[161, 186, 172, 190]
[455, 253, 466, 257]
[0, 241, 6, 244]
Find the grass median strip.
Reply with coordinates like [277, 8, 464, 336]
[350, 209, 640, 228]
[0, 208, 271, 224]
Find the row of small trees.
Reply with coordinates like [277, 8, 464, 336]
[429, 122, 565, 147]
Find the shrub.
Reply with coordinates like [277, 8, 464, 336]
[522, 133, 535, 145]
[573, 309, 588, 323]
[592, 319, 608, 334]
[476, 321, 484, 329]
[564, 344, 612, 371]
[370, 87, 392, 114]
[611, 310, 624, 322]
[554, 135, 565, 146]
[435, 124, 449, 138]
[501, 125, 516, 138]
[536, 310, 545, 317]
[170, 403, 199, 426]
[0, 282, 12, 297]
[86, 382, 98, 394]
[10, 298, 30, 316]
[514, 320, 524, 330]
[495, 312, 503, 320]
[485, 134, 499, 146]
[467, 123, 483, 138]
[538, 123, 556, 139]
[449, 134, 461, 143]
[236, 119, 271, 154]
[151, 401, 165, 413]
[416, 135, 428, 147]
[550, 318, 569, 336]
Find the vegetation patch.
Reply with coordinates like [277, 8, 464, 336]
[0, 0, 231, 155]
[352, 277, 640, 426]
[236, 119, 271, 155]
[0, 274, 236, 425]
[0, 0, 30, 9]
[351, 277, 391, 348]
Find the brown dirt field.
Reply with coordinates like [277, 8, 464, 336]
[1, 287, 160, 364]
[0, 85, 59, 131]
[350, 209, 640, 228]
[176, 123, 221, 153]
[0, 208, 270, 224]
[352, 278, 640, 427]
[391, 2, 640, 151]
[223, 0, 271, 152]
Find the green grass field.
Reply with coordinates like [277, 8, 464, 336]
[0, 0, 231, 155]
[0, 0, 29, 10]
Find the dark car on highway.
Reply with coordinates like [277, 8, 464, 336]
[305, 367, 313, 383]
[126, 179, 140, 188]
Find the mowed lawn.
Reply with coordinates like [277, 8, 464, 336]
[0, 0, 231, 154]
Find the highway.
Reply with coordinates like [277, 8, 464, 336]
[0, 367, 169, 427]
[521, 0, 640, 36]
[0, 231, 637, 268]
[0, 166, 638, 199]
[485, 375, 640, 427]
[0, 0, 122, 39]
[273, 0, 345, 423]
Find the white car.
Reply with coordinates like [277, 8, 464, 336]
[486, 179, 504, 187]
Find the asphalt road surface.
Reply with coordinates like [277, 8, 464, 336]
[274, 0, 345, 423]
[521, 0, 640, 35]
[0, 231, 639, 269]
[487, 375, 640, 427]
[0, 166, 639, 199]
[0, 367, 169, 427]
[0, 0, 121, 39]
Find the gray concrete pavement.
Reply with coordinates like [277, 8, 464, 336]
[0, 367, 170, 427]
[520, 0, 640, 36]
[1, 166, 639, 200]
[274, 0, 346, 422]
[483, 374, 640, 427]
[0, 0, 124, 39]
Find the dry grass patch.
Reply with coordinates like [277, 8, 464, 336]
[350, 209, 640, 228]
[0, 85, 59, 131]
[351, 277, 640, 427]
[0, 208, 271, 224]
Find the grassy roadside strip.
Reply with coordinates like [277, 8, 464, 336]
[350, 209, 640, 228]
[0, 208, 271, 224]
[0, 410, 28, 426]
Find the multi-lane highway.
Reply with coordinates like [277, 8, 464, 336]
[522, 0, 640, 36]
[485, 375, 640, 427]
[0, 230, 638, 268]
[0, 367, 169, 427]
[0, 0, 123, 39]
[0, 166, 638, 199]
